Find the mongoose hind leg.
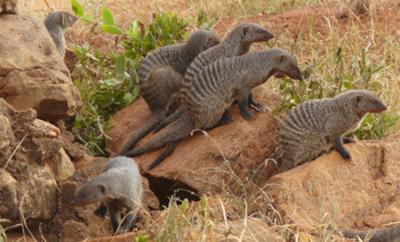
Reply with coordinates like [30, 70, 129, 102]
[94, 203, 107, 218]
[335, 136, 352, 160]
[148, 142, 177, 170]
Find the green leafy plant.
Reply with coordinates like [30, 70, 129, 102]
[70, 1, 190, 155]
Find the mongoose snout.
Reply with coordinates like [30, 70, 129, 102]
[248, 25, 275, 42]
[368, 99, 387, 113]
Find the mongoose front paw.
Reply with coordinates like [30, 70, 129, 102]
[339, 149, 352, 160]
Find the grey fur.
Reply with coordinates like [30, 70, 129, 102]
[278, 89, 387, 172]
[343, 224, 400, 242]
[125, 48, 302, 169]
[119, 29, 220, 154]
[164, 22, 275, 122]
[71, 156, 143, 234]
[44, 11, 77, 57]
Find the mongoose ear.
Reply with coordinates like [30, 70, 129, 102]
[242, 26, 249, 36]
[60, 13, 66, 26]
[96, 184, 107, 195]
[279, 54, 287, 63]
[355, 95, 363, 104]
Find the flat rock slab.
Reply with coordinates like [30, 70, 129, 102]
[107, 86, 281, 194]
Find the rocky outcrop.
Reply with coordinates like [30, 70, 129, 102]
[0, 98, 76, 226]
[0, 14, 81, 121]
[265, 133, 400, 232]
[106, 86, 281, 197]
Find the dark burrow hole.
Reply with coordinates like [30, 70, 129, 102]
[144, 173, 200, 209]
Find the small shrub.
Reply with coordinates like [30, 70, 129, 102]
[71, 1, 191, 155]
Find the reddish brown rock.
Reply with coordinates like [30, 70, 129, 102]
[0, 14, 81, 121]
[265, 133, 400, 231]
[106, 86, 281, 194]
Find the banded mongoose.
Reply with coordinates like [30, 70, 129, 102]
[343, 224, 400, 242]
[44, 11, 78, 57]
[278, 89, 387, 172]
[124, 48, 302, 169]
[119, 29, 220, 154]
[0, 0, 17, 14]
[158, 22, 275, 129]
[71, 156, 143, 234]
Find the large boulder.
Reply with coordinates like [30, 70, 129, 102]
[106, 86, 281, 196]
[0, 14, 81, 121]
[0, 98, 75, 226]
[265, 133, 400, 232]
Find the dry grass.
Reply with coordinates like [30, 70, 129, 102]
[13, 0, 400, 241]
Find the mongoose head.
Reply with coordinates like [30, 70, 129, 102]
[270, 48, 303, 80]
[187, 29, 220, 53]
[228, 23, 274, 45]
[336, 90, 387, 118]
[46, 11, 78, 29]
[71, 181, 108, 206]
[60, 12, 78, 29]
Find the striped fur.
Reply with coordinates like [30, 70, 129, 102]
[161, 23, 274, 125]
[119, 29, 219, 154]
[125, 49, 302, 169]
[279, 90, 387, 171]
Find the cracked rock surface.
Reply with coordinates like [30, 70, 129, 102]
[0, 14, 81, 121]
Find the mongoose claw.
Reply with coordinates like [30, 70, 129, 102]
[248, 94, 263, 112]
[239, 99, 255, 121]
[250, 102, 263, 112]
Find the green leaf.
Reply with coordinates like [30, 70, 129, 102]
[82, 14, 94, 23]
[102, 8, 115, 26]
[71, 0, 84, 16]
[115, 55, 126, 78]
[101, 24, 123, 35]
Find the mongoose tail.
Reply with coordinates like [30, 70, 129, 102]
[119, 67, 185, 154]
[128, 30, 219, 148]
[125, 111, 194, 158]
[119, 113, 163, 155]
[343, 224, 400, 242]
